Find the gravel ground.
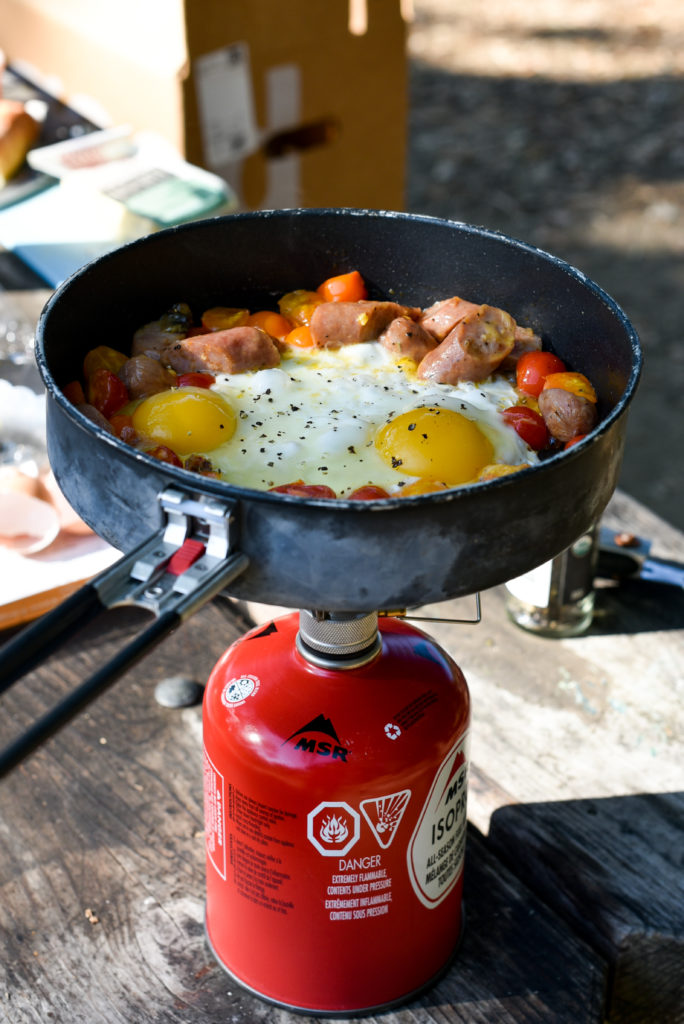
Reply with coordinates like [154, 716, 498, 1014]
[406, 0, 684, 530]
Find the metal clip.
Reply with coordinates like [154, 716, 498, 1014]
[381, 592, 482, 625]
[91, 487, 249, 618]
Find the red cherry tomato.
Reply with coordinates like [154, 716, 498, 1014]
[269, 481, 337, 499]
[177, 372, 216, 389]
[501, 406, 550, 450]
[347, 485, 391, 500]
[87, 368, 129, 418]
[516, 351, 566, 397]
[564, 434, 587, 449]
[144, 445, 183, 467]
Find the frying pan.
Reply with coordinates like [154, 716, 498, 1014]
[0, 209, 642, 770]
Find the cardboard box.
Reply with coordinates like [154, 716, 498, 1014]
[0, 0, 408, 211]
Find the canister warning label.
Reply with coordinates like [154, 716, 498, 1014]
[407, 733, 469, 908]
[204, 750, 226, 880]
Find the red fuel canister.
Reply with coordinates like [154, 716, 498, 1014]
[203, 610, 470, 1014]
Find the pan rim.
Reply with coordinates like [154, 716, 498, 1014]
[35, 208, 643, 512]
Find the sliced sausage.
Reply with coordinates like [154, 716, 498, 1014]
[309, 301, 415, 348]
[162, 326, 281, 375]
[538, 388, 598, 442]
[379, 316, 437, 363]
[132, 303, 193, 359]
[498, 325, 543, 372]
[119, 354, 176, 399]
[420, 296, 480, 341]
[417, 304, 516, 384]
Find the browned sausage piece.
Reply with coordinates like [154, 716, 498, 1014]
[417, 304, 516, 384]
[498, 325, 543, 372]
[119, 354, 176, 399]
[162, 326, 281, 375]
[309, 301, 414, 348]
[419, 296, 480, 341]
[538, 388, 598, 442]
[379, 316, 438, 363]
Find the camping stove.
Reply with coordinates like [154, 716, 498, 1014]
[202, 608, 470, 1015]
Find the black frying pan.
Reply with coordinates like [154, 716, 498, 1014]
[0, 210, 642, 772]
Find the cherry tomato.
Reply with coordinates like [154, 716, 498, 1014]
[83, 345, 128, 380]
[87, 368, 129, 418]
[269, 481, 337, 498]
[501, 405, 549, 450]
[63, 380, 85, 405]
[347, 485, 390, 500]
[516, 350, 566, 397]
[246, 310, 293, 342]
[177, 372, 216, 389]
[564, 434, 587, 449]
[317, 270, 368, 303]
[542, 371, 597, 403]
[143, 445, 183, 467]
[284, 325, 315, 347]
[109, 413, 134, 437]
[278, 289, 323, 326]
[201, 306, 249, 331]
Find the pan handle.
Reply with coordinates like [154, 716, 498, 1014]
[0, 582, 104, 695]
[0, 487, 248, 777]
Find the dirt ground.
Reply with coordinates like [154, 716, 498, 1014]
[406, 0, 684, 531]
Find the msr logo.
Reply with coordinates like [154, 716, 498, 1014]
[282, 713, 350, 762]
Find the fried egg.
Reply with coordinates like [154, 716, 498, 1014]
[196, 343, 538, 496]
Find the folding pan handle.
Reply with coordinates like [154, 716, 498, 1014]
[0, 487, 248, 777]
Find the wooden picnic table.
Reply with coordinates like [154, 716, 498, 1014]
[0, 270, 682, 1022]
[0, 486, 681, 1024]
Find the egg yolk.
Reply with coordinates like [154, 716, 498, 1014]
[132, 387, 236, 455]
[375, 406, 494, 486]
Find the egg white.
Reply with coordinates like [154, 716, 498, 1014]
[208, 343, 537, 495]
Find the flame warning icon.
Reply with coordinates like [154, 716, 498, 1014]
[307, 801, 360, 856]
[360, 790, 411, 849]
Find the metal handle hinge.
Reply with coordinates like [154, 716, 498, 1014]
[92, 487, 249, 618]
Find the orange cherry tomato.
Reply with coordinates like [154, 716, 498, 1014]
[109, 413, 134, 437]
[87, 368, 129, 418]
[542, 372, 597, 403]
[269, 481, 337, 498]
[516, 350, 566, 397]
[564, 434, 587, 449]
[501, 406, 549, 450]
[278, 289, 323, 326]
[144, 445, 183, 467]
[63, 380, 85, 405]
[347, 485, 390, 500]
[317, 270, 368, 303]
[246, 310, 293, 342]
[201, 307, 249, 331]
[177, 372, 216, 388]
[284, 325, 315, 347]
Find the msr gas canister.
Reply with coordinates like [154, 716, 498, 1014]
[203, 610, 470, 1015]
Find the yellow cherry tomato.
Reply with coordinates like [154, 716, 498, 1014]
[542, 372, 597, 403]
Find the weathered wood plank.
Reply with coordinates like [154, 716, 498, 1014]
[0, 596, 607, 1023]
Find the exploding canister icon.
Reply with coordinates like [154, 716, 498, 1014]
[203, 611, 470, 1014]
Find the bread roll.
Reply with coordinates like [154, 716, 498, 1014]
[0, 99, 40, 184]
